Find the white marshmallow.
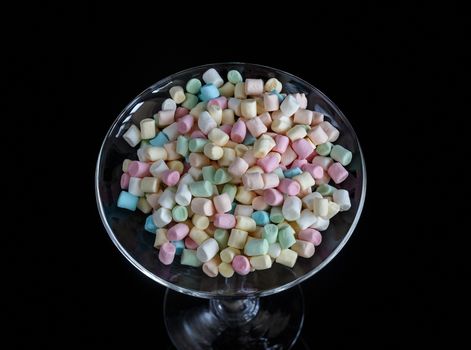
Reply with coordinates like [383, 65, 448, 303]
[296, 209, 318, 230]
[161, 98, 177, 111]
[202, 68, 224, 88]
[282, 196, 302, 221]
[196, 238, 219, 262]
[280, 95, 300, 116]
[333, 189, 351, 211]
[158, 187, 176, 209]
[153, 207, 172, 227]
[162, 122, 179, 141]
[175, 183, 192, 206]
[128, 177, 144, 197]
[198, 111, 217, 135]
[123, 125, 141, 147]
[149, 159, 169, 178]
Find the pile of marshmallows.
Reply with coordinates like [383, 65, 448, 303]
[117, 67, 353, 278]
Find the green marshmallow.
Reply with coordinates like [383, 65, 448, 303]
[176, 136, 189, 157]
[186, 78, 202, 94]
[213, 168, 232, 185]
[222, 183, 237, 202]
[181, 93, 198, 109]
[214, 229, 229, 249]
[172, 205, 188, 222]
[262, 224, 279, 244]
[244, 239, 269, 256]
[278, 229, 296, 249]
[189, 180, 213, 197]
[189, 138, 208, 153]
[181, 249, 202, 267]
[227, 70, 243, 84]
[270, 207, 284, 224]
[330, 144, 352, 166]
[202, 166, 216, 183]
[278, 223, 295, 235]
[316, 142, 333, 156]
[316, 184, 336, 196]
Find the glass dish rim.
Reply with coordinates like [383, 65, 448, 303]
[95, 62, 367, 299]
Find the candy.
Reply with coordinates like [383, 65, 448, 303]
[218, 262, 235, 278]
[333, 189, 351, 211]
[276, 249, 298, 267]
[330, 144, 352, 166]
[228, 229, 248, 249]
[117, 191, 139, 211]
[214, 214, 236, 229]
[232, 255, 251, 275]
[328, 162, 349, 184]
[123, 124, 141, 147]
[181, 249, 203, 267]
[291, 240, 315, 258]
[116, 66, 356, 277]
[196, 238, 219, 262]
[154, 229, 169, 248]
[250, 255, 272, 270]
[159, 242, 176, 265]
[202, 68, 224, 88]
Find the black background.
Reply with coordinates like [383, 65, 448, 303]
[7, 2, 466, 348]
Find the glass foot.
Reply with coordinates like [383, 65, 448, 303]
[164, 286, 304, 350]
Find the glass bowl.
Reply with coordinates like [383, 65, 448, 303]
[95, 62, 366, 349]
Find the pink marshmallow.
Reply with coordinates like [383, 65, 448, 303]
[207, 96, 228, 110]
[258, 111, 272, 127]
[306, 150, 318, 162]
[280, 145, 298, 166]
[177, 114, 194, 134]
[298, 228, 322, 246]
[191, 130, 207, 139]
[272, 135, 289, 153]
[257, 155, 280, 173]
[245, 117, 267, 138]
[261, 173, 280, 189]
[175, 107, 189, 120]
[159, 242, 176, 265]
[228, 157, 249, 177]
[184, 236, 198, 249]
[127, 161, 151, 178]
[277, 179, 300, 196]
[214, 214, 236, 229]
[328, 162, 349, 184]
[120, 172, 130, 189]
[294, 109, 313, 124]
[232, 255, 251, 275]
[160, 169, 180, 186]
[167, 223, 190, 241]
[315, 172, 331, 185]
[292, 139, 315, 159]
[303, 164, 324, 180]
[263, 189, 284, 206]
[219, 124, 232, 135]
[291, 159, 308, 169]
[230, 119, 246, 143]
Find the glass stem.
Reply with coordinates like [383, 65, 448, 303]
[209, 297, 260, 326]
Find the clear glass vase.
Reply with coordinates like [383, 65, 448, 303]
[95, 63, 366, 349]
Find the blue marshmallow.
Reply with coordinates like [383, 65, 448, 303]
[283, 167, 302, 178]
[117, 191, 139, 211]
[252, 210, 270, 226]
[149, 132, 169, 147]
[171, 240, 185, 255]
[198, 84, 220, 101]
[145, 215, 158, 233]
[243, 133, 256, 145]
